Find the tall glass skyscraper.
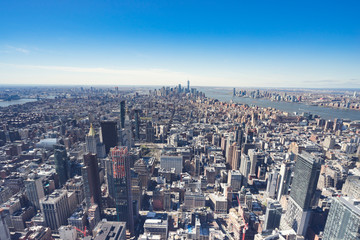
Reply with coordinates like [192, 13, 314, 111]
[100, 121, 118, 154]
[108, 146, 134, 234]
[120, 100, 126, 129]
[282, 152, 321, 236]
[82, 153, 102, 211]
[290, 153, 321, 210]
[54, 144, 70, 186]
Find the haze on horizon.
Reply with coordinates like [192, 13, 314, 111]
[0, 1, 359, 88]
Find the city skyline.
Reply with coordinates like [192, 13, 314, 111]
[0, 84, 359, 239]
[1, 1, 359, 88]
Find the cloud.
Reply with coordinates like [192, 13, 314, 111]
[6, 45, 30, 54]
[1, 62, 358, 88]
[1, 63, 186, 76]
[0, 62, 194, 85]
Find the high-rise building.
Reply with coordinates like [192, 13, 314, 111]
[54, 144, 70, 186]
[0, 209, 10, 240]
[134, 109, 140, 140]
[236, 127, 244, 149]
[323, 136, 335, 150]
[231, 144, 241, 170]
[146, 121, 155, 143]
[25, 173, 45, 210]
[86, 124, 106, 158]
[266, 169, 280, 199]
[88, 204, 101, 231]
[240, 154, 251, 183]
[108, 146, 134, 234]
[289, 153, 321, 210]
[100, 121, 118, 154]
[40, 190, 70, 231]
[82, 153, 101, 210]
[263, 201, 283, 231]
[228, 170, 242, 191]
[277, 162, 292, 201]
[120, 100, 126, 129]
[187, 80, 190, 91]
[64, 176, 85, 205]
[226, 142, 237, 167]
[248, 149, 265, 177]
[342, 176, 360, 199]
[282, 152, 321, 236]
[323, 196, 360, 240]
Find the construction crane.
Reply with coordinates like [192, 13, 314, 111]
[74, 226, 87, 237]
[236, 195, 249, 240]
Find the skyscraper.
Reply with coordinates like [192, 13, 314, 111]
[146, 121, 155, 143]
[134, 109, 140, 140]
[82, 153, 102, 210]
[277, 162, 292, 201]
[25, 173, 45, 210]
[323, 196, 360, 240]
[282, 152, 321, 236]
[120, 100, 126, 129]
[0, 209, 10, 240]
[263, 201, 282, 231]
[108, 146, 134, 234]
[235, 127, 244, 149]
[229, 142, 240, 170]
[54, 144, 70, 186]
[248, 149, 265, 177]
[40, 190, 70, 231]
[266, 169, 280, 199]
[100, 121, 118, 154]
[86, 124, 106, 158]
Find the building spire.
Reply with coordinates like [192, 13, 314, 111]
[88, 123, 95, 136]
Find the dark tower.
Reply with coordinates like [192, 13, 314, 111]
[146, 121, 155, 143]
[290, 153, 321, 210]
[283, 152, 321, 236]
[82, 153, 102, 210]
[236, 127, 244, 148]
[108, 146, 134, 234]
[100, 121, 118, 154]
[54, 144, 70, 186]
[120, 100, 126, 129]
[134, 109, 140, 140]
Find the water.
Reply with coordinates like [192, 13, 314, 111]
[200, 88, 360, 121]
[0, 98, 38, 107]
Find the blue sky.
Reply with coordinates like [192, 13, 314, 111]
[0, 0, 359, 87]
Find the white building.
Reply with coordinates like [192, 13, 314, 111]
[184, 190, 206, 210]
[25, 173, 45, 210]
[144, 218, 168, 239]
[40, 190, 70, 231]
[59, 225, 77, 240]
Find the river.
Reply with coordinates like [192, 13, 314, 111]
[200, 88, 360, 121]
[0, 99, 38, 107]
